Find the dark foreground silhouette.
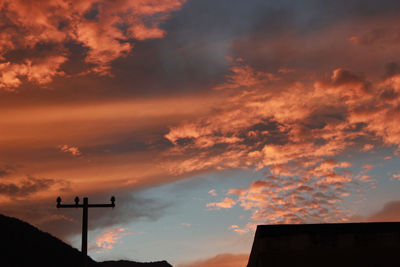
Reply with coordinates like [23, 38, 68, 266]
[56, 196, 116, 267]
[0, 214, 172, 267]
[247, 222, 400, 267]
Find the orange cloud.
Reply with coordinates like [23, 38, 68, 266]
[178, 253, 249, 267]
[0, 0, 186, 89]
[165, 60, 400, 176]
[0, 56, 67, 91]
[362, 144, 374, 151]
[166, 60, 400, 227]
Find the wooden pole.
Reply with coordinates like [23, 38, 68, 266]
[82, 197, 88, 267]
[56, 196, 115, 267]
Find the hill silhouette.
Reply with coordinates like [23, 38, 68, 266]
[0, 214, 172, 267]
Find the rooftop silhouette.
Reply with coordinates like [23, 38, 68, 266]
[247, 222, 400, 267]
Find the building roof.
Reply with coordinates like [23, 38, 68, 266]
[247, 222, 400, 267]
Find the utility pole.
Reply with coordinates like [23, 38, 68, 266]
[56, 196, 115, 267]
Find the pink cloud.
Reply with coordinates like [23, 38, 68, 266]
[362, 164, 375, 171]
[206, 197, 236, 210]
[94, 227, 132, 250]
[229, 225, 250, 235]
[392, 173, 400, 181]
[208, 189, 217, 197]
[221, 168, 355, 228]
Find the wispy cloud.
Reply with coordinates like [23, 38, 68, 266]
[229, 225, 249, 235]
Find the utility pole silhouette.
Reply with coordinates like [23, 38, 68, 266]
[56, 196, 115, 267]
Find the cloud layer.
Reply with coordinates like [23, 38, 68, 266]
[165, 58, 400, 227]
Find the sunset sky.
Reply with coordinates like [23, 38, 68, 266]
[1, 0, 400, 266]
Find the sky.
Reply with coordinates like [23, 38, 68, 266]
[1, 0, 400, 266]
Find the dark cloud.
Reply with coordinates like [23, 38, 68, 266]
[227, 1, 400, 75]
[0, 165, 14, 178]
[0, 189, 170, 240]
[330, 69, 367, 87]
[86, 191, 171, 230]
[0, 176, 61, 197]
[0, 170, 9, 178]
[1, 0, 399, 106]
[350, 27, 400, 47]
[384, 62, 400, 78]
[242, 119, 290, 147]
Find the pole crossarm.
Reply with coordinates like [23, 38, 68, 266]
[56, 196, 115, 267]
[56, 196, 115, 209]
[57, 203, 115, 208]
